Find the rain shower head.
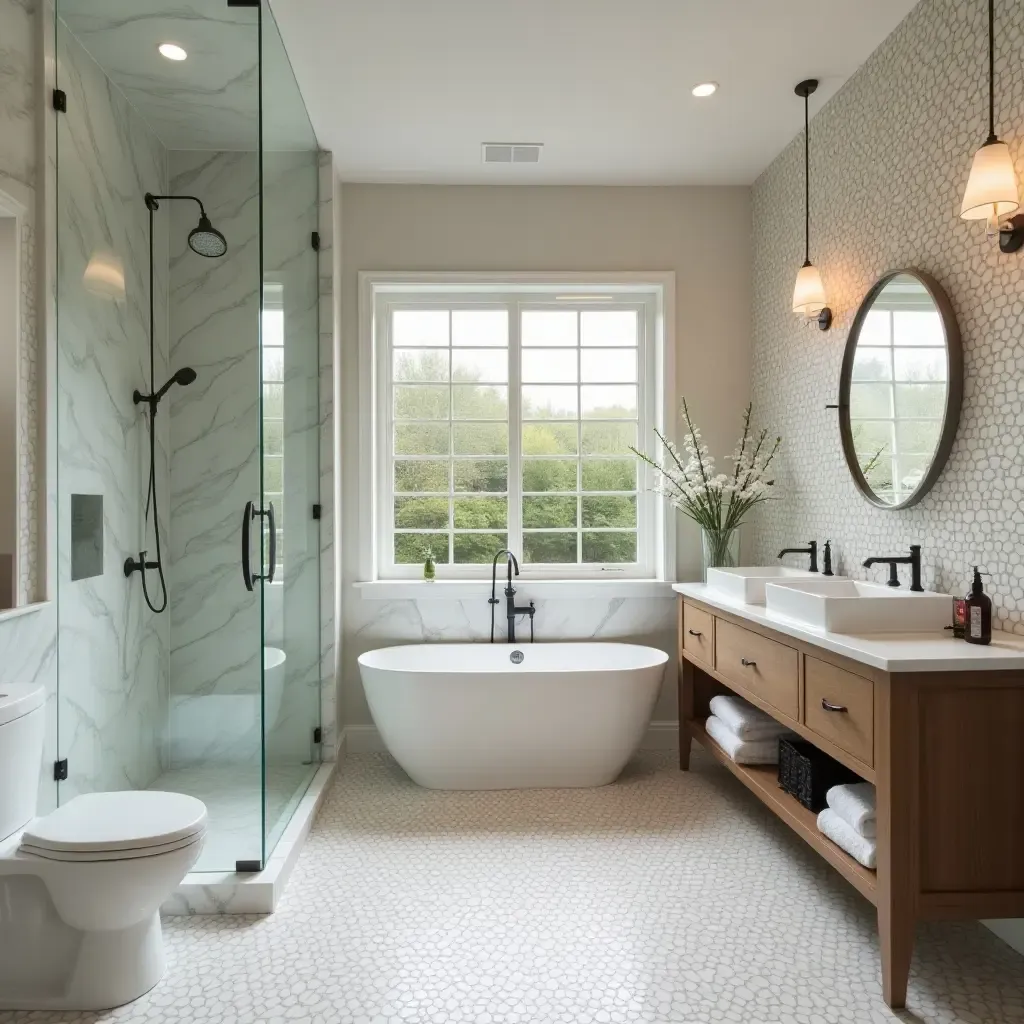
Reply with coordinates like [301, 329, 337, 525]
[188, 214, 227, 258]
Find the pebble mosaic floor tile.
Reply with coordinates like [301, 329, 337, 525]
[2, 751, 1022, 1023]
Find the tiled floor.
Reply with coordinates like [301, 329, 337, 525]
[4, 751, 1024, 1023]
[150, 762, 319, 871]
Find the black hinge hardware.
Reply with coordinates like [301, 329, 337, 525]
[312, 503, 322, 520]
[54, 759, 68, 781]
[226, 0, 260, 7]
[235, 859, 262, 873]
[311, 231, 321, 252]
[313, 726, 323, 744]
[52, 89, 67, 113]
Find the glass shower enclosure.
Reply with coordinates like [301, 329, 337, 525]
[54, 0, 321, 871]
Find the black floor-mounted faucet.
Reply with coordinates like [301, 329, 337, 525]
[778, 540, 818, 573]
[863, 544, 923, 592]
[489, 549, 535, 643]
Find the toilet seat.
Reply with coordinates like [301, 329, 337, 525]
[20, 791, 207, 863]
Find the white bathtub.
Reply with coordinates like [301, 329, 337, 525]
[358, 642, 668, 790]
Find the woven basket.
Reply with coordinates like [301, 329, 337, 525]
[778, 737, 859, 812]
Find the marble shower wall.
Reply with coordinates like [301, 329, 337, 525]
[749, 0, 1024, 626]
[167, 147, 323, 768]
[55, 17, 170, 797]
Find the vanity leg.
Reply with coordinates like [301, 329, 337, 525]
[878, 905, 914, 1009]
[678, 657, 693, 771]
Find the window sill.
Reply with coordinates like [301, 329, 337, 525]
[353, 580, 677, 601]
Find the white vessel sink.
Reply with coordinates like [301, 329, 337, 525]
[764, 578, 951, 633]
[705, 566, 825, 606]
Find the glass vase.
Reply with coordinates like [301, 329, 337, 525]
[701, 527, 739, 581]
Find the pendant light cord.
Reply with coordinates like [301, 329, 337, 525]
[987, 0, 996, 142]
[803, 90, 810, 264]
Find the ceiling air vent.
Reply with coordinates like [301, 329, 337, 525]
[482, 143, 543, 165]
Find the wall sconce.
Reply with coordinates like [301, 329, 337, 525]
[792, 79, 832, 331]
[960, 0, 1023, 253]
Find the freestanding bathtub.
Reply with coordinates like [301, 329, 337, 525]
[358, 642, 668, 790]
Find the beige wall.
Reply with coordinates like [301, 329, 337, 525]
[339, 183, 752, 725]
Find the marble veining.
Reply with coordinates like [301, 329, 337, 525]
[55, 18, 169, 799]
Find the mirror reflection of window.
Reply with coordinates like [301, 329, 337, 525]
[849, 275, 948, 506]
[262, 283, 285, 575]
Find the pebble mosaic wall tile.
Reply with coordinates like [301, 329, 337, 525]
[750, 0, 1024, 630]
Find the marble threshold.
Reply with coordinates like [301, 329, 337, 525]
[675, 582, 1024, 672]
[161, 762, 336, 915]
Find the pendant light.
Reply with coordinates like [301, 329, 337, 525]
[960, 0, 1023, 252]
[792, 79, 832, 331]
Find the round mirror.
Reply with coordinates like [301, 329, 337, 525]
[838, 270, 962, 509]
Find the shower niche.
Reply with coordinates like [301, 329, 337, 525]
[53, 0, 322, 874]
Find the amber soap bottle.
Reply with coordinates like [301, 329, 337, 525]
[964, 566, 992, 645]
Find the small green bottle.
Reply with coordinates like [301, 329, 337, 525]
[423, 546, 436, 582]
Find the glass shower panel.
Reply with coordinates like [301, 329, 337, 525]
[260, 5, 322, 859]
[54, 0, 265, 873]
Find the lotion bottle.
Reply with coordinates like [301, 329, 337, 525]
[964, 566, 992, 645]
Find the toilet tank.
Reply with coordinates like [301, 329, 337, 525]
[0, 684, 45, 842]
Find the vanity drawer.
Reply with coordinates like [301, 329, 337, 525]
[714, 620, 798, 719]
[803, 656, 874, 767]
[682, 603, 715, 666]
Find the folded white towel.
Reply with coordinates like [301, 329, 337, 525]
[817, 808, 877, 869]
[709, 694, 790, 740]
[705, 714, 783, 765]
[826, 782, 877, 838]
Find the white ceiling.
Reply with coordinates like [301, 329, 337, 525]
[271, 0, 920, 186]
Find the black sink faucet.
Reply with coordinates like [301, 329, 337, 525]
[778, 540, 818, 573]
[863, 544, 923, 592]
[489, 549, 535, 643]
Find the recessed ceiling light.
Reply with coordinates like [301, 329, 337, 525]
[158, 43, 187, 61]
[691, 82, 718, 98]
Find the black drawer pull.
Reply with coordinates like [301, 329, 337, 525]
[687, 629, 703, 637]
[741, 658, 756, 667]
[821, 698, 848, 713]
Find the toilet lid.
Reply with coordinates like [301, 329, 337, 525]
[0, 683, 44, 726]
[22, 791, 207, 854]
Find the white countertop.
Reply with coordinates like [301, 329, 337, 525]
[673, 582, 1024, 673]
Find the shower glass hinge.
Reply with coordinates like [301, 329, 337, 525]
[313, 726, 323, 744]
[235, 859, 261, 873]
[52, 89, 67, 113]
[53, 759, 68, 781]
[312, 503, 322, 520]
[311, 231, 321, 251]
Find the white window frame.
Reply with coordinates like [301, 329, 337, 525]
[358, 273, 675, 583]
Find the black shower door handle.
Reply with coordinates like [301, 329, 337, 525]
[266, 502, 277, 584]
[242, 500, 255, 592]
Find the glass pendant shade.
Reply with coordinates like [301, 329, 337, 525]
[960, 139, 1020, 220]
[792, 261, 827, 316]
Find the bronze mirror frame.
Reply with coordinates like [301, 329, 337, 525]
[838, 269, 963, 511]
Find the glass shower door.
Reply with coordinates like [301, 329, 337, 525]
[259, 5, 322, 860]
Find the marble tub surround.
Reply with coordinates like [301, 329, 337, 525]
[55, 18, 170, 799]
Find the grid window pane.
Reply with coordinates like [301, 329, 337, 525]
[454, 532, 507, 563]
[580, 348, 636, 383]
[395, 496, 448, 530]
[395, 532, 449, 564]
[582, 385, 637, 418]
[523, 495, 578, 529]
[395, 384, 449, 420]
[452, 385, 507, 419]
[395, 423, 449, 456]
[581, 310, 637, 346]
[452, 310, 508, 347]
[522, 385, 578, 418]
[453, 496, 507, 529]
[454, 460, 507, 492]
[583, 531, 637, 563]
[582, 495, 636, 528]
[523, 531, 577, 563]
[522, 310, 577, 346]
[394, 349, 449, 382]
[523, 459, 577, 492]
[394, 310, 449, 346]
[581, 421, 636, 455]
[453, 422, 508, 455]
[453, 348, 508, 382]
[396, 459, 449, 493]
[522, 349, 577, 383]
[523, 422, 578, 455]
[582, 459, 636, 491]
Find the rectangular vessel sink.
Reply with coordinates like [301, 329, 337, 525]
[764, 578, 951, 634]
[705, 566, 824, 606]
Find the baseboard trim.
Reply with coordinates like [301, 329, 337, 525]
[341, 720, 680, 755]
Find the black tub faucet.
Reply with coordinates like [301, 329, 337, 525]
[863, 544, 923, 592]
[778, 540, 818, 573]
[489, 549, 535, 643]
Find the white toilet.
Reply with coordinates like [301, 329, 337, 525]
[0, 683, 207, 1011]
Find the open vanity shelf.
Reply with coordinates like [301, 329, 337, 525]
[675, 586, 1024, 1010]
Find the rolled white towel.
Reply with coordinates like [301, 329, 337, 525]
[705, 714, 784, 765]
[709, 694, 790, 740]
[826, 782, 877, 838]
[817, 808, 877, 869]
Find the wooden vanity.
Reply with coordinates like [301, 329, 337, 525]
[675, 586, 1024, 1009]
